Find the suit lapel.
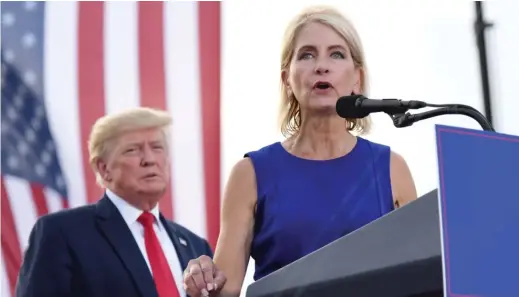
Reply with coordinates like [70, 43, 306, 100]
[95, 196, 158, 297]
[160, 215, 193, 271]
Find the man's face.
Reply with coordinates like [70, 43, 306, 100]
[100, 128, 170, 200]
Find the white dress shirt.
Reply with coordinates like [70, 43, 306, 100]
[106, 189, 186, 297]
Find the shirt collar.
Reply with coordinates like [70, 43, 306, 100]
[105, 189, 161, 230]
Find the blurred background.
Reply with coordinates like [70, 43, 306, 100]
[1, 1, 518, 296]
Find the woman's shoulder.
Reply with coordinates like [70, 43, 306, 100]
[244, 141, 282, 159]
[238, 142, 286, 192]
[357, 136, 391, 155]
[226, 143, 282, 201]
[242, 141, 285, 173]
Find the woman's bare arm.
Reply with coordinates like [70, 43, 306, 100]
[214, 158, 258, 296]
[390, 151, 418, 208]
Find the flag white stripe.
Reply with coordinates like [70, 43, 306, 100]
[44, 188, 65, 213]
[105, 1, 141, 114]
[165, 1, 207, 237]
[44, 2, 86, 208]
[1, 258, 10, 297]
[4, 176, 38, 251]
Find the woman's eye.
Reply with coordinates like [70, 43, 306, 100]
[331, 51, 345, 59]
[298, 52, 314, 60]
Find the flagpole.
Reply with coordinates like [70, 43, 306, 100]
[474, 1, 494, 126]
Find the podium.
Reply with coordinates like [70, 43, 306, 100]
[245, 190, 443, 297]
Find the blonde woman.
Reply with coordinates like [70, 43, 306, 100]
[184, 6, 417, 297]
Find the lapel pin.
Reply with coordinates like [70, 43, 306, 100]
[179, 238, 188, 246]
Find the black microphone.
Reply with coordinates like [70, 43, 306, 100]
[335, 95, 427, 118]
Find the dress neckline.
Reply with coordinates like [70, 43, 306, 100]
[276, 137, 363, 162]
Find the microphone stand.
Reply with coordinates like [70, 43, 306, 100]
[389, 104, 495, 132]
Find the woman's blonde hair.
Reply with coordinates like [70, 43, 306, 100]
[279, 5, 371, 137]
[88, 107, 172, 187]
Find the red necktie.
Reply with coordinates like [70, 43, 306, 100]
[138, 212, 180, 297]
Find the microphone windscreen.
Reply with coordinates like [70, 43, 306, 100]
[336, 95, 369, 119]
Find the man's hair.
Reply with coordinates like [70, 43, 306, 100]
[88, 107, 172, 187]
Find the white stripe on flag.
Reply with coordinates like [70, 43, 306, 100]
[165, 1, 207, 237]
[4, 176, 38, 251]
[44, 187, 65, 214]
[44, 2, 87, 208]
[1, 259, 10, 297]
[105, 1, 141, 114]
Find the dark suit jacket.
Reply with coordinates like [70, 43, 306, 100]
[15, 195, 213, 297]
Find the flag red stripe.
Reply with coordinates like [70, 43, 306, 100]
[77, 2, 106, 204]
[1, 178, 22, 296]
[30, 184, 49, 217]
[198, 1, 221, 249]
[137, 2, 174, 220]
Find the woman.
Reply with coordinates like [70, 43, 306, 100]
[184, 5, 417, 297]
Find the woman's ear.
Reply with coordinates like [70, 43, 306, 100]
[353, 67, 363, 94]
[281, 70, 290, 88]
[281, 69, 293, 96]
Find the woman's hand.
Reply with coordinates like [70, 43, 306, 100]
[183, 255, 227, 297]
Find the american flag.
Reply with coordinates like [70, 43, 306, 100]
[0, 2, 221, 296]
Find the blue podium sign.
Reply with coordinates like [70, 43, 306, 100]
[435, 125, 519, 297]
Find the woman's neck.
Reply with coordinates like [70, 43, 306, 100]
[285, 115, 357, 160]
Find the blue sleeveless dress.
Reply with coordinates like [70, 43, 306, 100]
[245, 137, 394, 280]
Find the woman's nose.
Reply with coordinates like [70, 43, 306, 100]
[314, 60, 330, 74]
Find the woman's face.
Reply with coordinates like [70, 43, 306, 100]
[284, 22, 361, 114]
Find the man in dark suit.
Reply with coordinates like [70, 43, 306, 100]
[15, 107, 222, 297]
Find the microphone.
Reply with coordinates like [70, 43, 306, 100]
[335, 95, 427, 119]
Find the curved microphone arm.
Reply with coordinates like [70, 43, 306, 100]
[391, 105, 495, 132]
